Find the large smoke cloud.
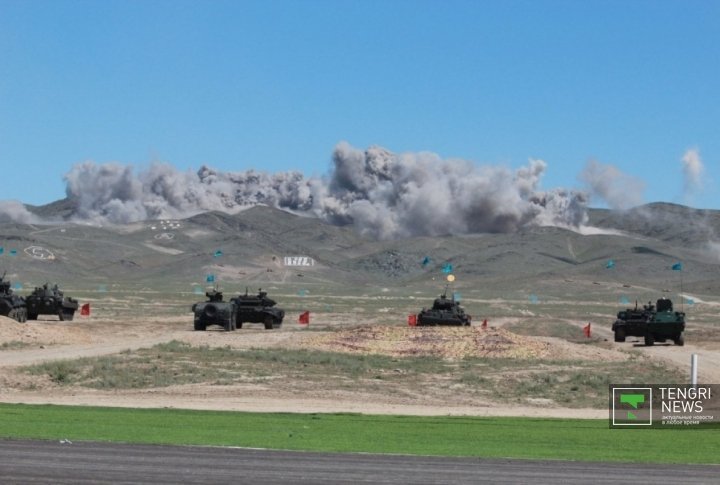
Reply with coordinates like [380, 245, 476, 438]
[58, 142, 589, 239]
[578, 160, 644, 210]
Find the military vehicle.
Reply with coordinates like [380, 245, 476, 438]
[192, 289, 236, 331]
[25, 283, 79, 321]
[416, 286, 471, 326]
[0, 272, 27, 322]
[612, 298, 685, 346]
[232, 288, 284, 329]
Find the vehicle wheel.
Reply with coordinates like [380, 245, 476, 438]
[58, 311, 65, 321]
[674, 334, 685, 346]
[27, 312, 38, 321]
[194, 318, 206, 331]
[614, 329, 626, 342]
[644, 334, 655, 346]
[264, 317, 274, 330]
[63, 311, 75, 321]
[236, 320, 243, 329]
[223, 317, 233, 332]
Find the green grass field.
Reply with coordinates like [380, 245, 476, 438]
[0, 403, 717, 464]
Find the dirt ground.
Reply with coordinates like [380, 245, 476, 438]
[1, 309, 718, 418]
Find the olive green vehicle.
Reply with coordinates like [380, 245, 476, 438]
[612, 298, 686, 346]
[416, 286, 471, 326]
[0, 272, 27, 322]
[192, 289, 236, 331]
[231, 288, 284, 329]
[25, 283, 79, 321]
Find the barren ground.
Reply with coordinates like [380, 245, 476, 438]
[1, 299, 718, 418]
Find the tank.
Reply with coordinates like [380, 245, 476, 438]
[0, 272, 27, 322]
[192, 289, 236, 331]
[416, 286, 471, 326]
[25, 283, 79, 321]
[612, 298, 685, 346]
[231, 288, 285, 329]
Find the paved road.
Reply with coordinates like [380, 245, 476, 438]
[0, 439, 717, 484]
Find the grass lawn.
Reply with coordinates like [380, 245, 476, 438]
[0, 403, 718, 464]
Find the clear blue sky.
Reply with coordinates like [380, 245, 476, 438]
[1, 0, 718, 207]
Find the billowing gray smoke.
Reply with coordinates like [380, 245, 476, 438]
[0, 200, 41, 224]
[579, 160, 645, 210]
[57, 142, 588, 238]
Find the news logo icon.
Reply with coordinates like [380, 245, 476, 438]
[612, 387, 652, 426]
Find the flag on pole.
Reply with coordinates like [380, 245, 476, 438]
[583, 322, 591, 338]
[298, 311, 310, 325]
[671, 262, 683, 271]
[80, 303, 91, 317]
[421, 256, 431, 267]
[606, 260, 615, 269]
[408, 314, 417, 326]
[481, 319, 488, 329]
[213, 250, 223, 258]
[206, 274, 215, 283]
[0, 247, 4, 255]
[442, 262, 453, 274]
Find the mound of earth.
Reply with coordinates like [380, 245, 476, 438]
[303, 325, 554, 359]
[0, 316, 95, 346]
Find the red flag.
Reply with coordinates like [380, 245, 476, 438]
[408, 314, 417, 326]
[298, 311, 310, 325]
[583, 322, 591, 338]
[80, 303, 91, 317]
[481, 319, 488, 329]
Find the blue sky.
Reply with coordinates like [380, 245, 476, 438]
[1, 0, 718, 208]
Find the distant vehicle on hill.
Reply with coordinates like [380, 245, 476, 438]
[612, 298, 685, 346]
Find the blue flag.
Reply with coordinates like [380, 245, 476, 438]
[0, 247, 4, 255]
[606, 260, 615, 269]
[421, 256, 431, 267]
[9, 249, 17, 256]
[297, 289, 308, 297]
[193, 286, 204, 295]
[206, 274, 216, 283]
[529, 294, 539, 304]
[671, 262, 683, 271]
[452, 292, 462, 301]
[213, 250, 223, 258]
[620, 296, 630, 305]
[442, 262, 453, 274]
[685, 298, 694, 305]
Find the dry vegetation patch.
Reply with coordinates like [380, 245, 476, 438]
[303, 325, 555, 359]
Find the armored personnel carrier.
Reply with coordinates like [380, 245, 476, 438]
[25, 283, 79, 321]
[416, 287, 471, 326]
[232, 288, 284, 329]
[612, 298, 685, 346]
[0, 272, 27, 322]
[192, 289, 236, 331]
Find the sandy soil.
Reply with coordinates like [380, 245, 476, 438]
[0, 312, 716, 418]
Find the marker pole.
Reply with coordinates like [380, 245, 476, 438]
[691, 353, 698, 387]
